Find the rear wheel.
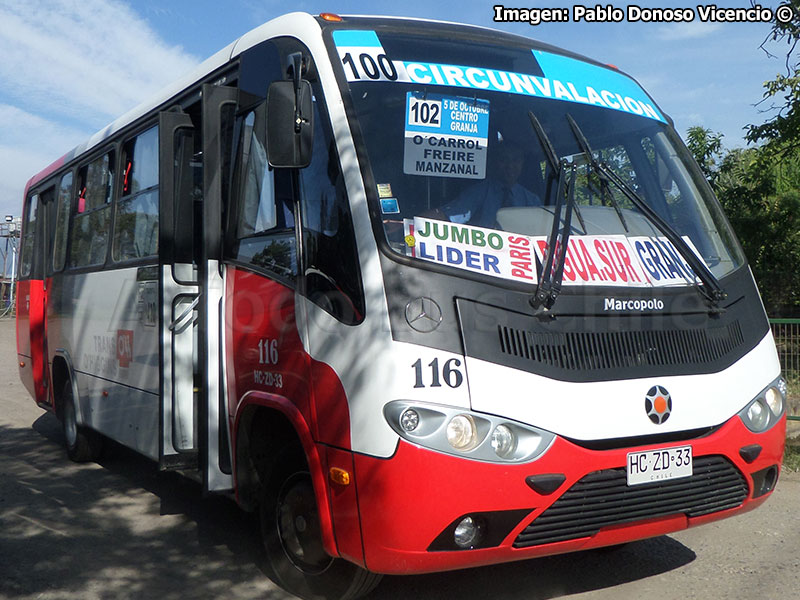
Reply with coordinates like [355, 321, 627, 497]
[260, 458, 381, 600]
[61, 380, 102, 462]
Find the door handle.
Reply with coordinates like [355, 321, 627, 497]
[169, 296, 199, 331]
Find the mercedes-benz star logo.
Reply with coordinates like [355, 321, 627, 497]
[645, 385, 672, 425]
[405, 297, 443, 333]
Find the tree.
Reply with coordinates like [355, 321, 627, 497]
[685, 127, 800, 314]
[746, 0, 800, 153]
[686, 126, 724, 186]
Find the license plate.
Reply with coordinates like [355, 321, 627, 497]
[626, 445, 692, 486]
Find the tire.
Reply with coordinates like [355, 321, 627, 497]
[61, 380, 102, 462]
[260, 457, 382, 600]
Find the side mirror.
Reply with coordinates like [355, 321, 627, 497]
[266, 79, 314, 168]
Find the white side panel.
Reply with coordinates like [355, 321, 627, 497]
[66, 268, 161, 458]
[79, 380, 159, 460]
[467, 331, 781, 441]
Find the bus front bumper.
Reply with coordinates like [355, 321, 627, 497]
[351, 413, 785, 575]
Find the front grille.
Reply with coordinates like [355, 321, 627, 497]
[514, 455, 747, 548]
[455, 297, 763, 382]
[498, 321, 744, 374]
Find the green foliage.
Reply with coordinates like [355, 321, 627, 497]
[745, 0, 800, 154]
[686, 126, 724, 186]
[784, 442, 800, 472]
[685, 127, 800, 314]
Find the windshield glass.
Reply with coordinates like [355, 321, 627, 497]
[331, 29, 744, 289]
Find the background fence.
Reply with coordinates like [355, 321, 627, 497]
[770, 319, 799, 423]
[770, 319, 800, 381]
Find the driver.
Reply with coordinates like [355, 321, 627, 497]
[435, 141, 541, 228]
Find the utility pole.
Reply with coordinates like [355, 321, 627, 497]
[1, 215, 21, 317]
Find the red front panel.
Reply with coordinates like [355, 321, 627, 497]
[226, 268, 313, 430]
[226, 267, 353, 449]
[354, 414, 785, 574]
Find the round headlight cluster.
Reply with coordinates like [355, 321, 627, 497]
[446, 414, 479, 451]
[740, 377, 787, 433]
[384, 401, 556, 463]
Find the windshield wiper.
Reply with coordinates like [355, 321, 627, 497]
[528, 112, 578, 312]
[564, 113, 726, 308]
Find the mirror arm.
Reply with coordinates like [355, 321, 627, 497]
[288, 52, 304, 133]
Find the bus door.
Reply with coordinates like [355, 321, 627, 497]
[157, 83, 237, 493]
[158, 110, 199, 471]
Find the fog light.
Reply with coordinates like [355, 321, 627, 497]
[453, 516, 481, 549]
[765, 387, 783, 417]
[491, 424, 517, 458]
[400, 408, 420, 432]
[446, 414, 478, 451]
[747, 399, 770, 431]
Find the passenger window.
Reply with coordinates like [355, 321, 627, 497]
[71, 151, 114, 268]
[20, 193, 38, 279]
[114, 126, 159, 262]
[53, 172, 73, 272]
[299, 88, 365, 324]
[233, 107, 297, 282]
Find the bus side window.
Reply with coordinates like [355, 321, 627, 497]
[53, 171, 73, 272]
[20, 193, 39, 279]
[232, 107, 297, 283]
[70, 151, 114, 268]
[298, 89, 365, 325]
[113, 126, 159, 262]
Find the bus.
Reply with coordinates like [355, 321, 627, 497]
[17, 11, 787, 600]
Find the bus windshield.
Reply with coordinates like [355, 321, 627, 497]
[331, 29, 745, 290]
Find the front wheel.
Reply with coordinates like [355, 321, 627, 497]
[61, 380, 102, 462]
[260, 463, 381, 600]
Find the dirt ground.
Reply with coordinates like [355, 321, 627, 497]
[1, 317, 799, 600]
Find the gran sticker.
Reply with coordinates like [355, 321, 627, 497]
[403, 92, 489, 179]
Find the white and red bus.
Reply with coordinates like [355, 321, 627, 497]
[17, 12, 787, 599]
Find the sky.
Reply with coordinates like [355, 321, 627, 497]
[0, 0, 794, 220]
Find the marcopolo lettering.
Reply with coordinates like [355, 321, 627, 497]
[603, 298, 666, 311]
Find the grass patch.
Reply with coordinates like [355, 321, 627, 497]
[784, 442, 800, 473]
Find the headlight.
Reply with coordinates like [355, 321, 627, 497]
[739, 376, 787, 433]
[383, 401, 555, 463]
[491, 424, 517, 458]
[400, 408, 420, 432]
[446, 414, 479, 451]
[765, 386, 783, 416]
[746, 399, 770, 432]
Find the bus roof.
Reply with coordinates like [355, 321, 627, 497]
[24, 12, 655, 194]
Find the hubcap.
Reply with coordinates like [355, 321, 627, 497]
[276, 473, 333, 574]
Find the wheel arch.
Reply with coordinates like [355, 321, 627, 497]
[233, 391, 339, 558]
[51, 350, 83, 424]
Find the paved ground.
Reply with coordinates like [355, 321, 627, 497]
[1, 317, 798, 600]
